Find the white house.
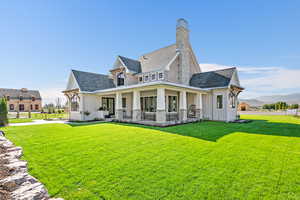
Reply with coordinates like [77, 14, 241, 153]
[63, 19, 243, 126]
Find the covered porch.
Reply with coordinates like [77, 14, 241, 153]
[95, 84, 206, 126]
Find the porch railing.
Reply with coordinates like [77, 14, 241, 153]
[166, 112, 179, 121]
[122, 110, 132, 119]
[141, 112, 156, 121]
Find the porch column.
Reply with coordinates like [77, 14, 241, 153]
[195, 93, 203, 120]
[156, 88, 166, 123]
[179, 91, 187, 121]
[132, 90, 141, 121]
[115, 92, 123, 120]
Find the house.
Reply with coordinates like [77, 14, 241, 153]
[63, 19, 243, 125]
[0, 88, 42, 112]
[238, 102, 250, 111]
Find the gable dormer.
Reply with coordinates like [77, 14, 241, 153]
[110, 56, 141, 86]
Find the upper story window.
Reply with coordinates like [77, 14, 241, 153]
[139, 76, 143, 82]
[6, 96, 10, 101]
[32, 97, 36, 101]
[151, 73, 156, 80]
[217, 95, 223, 109]
[117, 72, 125, 86]
[158, 72, 164, 80]
[19, 96, 23, 101]
[144, 75, 149, 82]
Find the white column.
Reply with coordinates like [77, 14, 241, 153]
[115, 92, 123, 120]
[132, 90, 141, 121]
[195, 93, 203, 119]
[179, 91, 187, 121]
[156, 88, 166, 123]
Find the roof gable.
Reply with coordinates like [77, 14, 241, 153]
[118, 56, 141, 73]
[139, 44, 177, 72]
[190, 68, 236, 89]
[71, 70, 115, 92]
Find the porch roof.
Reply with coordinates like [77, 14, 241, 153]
[83, 81, 209, 94]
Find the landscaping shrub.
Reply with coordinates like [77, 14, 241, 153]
[0, 98, 8, 126]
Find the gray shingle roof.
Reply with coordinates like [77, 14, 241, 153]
[190, 68, 236, 88]
[0, 88, 41, 100]
[72, 70, 115, 92]
[118, 56, 141, 73]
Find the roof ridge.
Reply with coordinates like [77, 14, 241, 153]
[0, 88, 40, 92]
[118, 55, 140, 62]
[195, 67, 236, 75]
[139, 43, 176, 58]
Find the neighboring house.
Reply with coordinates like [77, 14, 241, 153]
[238, 102, 250, 111]
[0, 88, 42, 112]
[63, 19, 244, 125]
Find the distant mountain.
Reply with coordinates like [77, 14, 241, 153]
[239, 99, 265, 107]
[240, 93, 300, 107]
[256, 93, 300, 104]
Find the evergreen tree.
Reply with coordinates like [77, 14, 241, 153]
[0, 98, 8, 126]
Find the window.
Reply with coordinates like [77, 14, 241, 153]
[144, 75, 149, 82]
[19, 96, 23, 101]
[71, 95, 79, 111]
[6, 96, 10, 101]
[231, 96, 236, 108]
[117, 72, 125, 86]
[151, 73, 156, 80]
[32, 97, 36, 101]
[122, 98, 126, 108]
[168, 96, 178, 112]
[19, 104, 24, 111]
[217, 95, 223, 109]
[30, 105, 33, 110]
[159, 72, 163, 79]
[139, 76, 143, 82]
[140, 96, 157, 112]
[9, 104, 14, 111]
[35, 104, 39, 110]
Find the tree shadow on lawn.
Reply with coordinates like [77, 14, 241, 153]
[111, 119, 300, 142]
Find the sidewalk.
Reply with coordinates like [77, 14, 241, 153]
[9, 120, 68, 126]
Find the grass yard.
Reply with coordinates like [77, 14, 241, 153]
[2, 115, 300, 199]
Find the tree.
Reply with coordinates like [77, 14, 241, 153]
[0, 98, 8, 126]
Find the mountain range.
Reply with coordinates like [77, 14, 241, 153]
[240, 93, 300, 106]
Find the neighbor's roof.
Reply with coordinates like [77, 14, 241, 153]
[118, 56, 141, 73]
[190, 67, 236, 88]
[72, 70, 115, 92]
[0, 88, 41, 100]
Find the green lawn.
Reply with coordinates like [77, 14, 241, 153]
[2, 115, 300, 199]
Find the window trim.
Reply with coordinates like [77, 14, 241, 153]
[216, 95, 223, 109]
[158, 72, 164, 80]
[168, 96, 178, 112]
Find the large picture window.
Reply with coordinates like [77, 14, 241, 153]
[168, 96, 178, 112]
[217, 95, 223, 109]
[140, 96, 157, 112]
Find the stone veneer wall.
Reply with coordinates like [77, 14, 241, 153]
[0, 131, 62, 200]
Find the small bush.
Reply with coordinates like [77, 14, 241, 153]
[0, 98, 8, 126]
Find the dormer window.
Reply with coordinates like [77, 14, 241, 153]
[144, 75, 149, 82]
[151, 73, 156, 80]
[117, 72, 125, 86]
[139, 76, 143, 82]
[158, 72, 164, 80]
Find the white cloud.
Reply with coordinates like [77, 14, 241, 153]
[39, 87, 66, 105]
[200, 63, 300, 98]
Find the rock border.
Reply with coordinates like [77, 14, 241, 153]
[0, 130, 63, 200]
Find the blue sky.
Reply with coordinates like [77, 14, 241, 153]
[1, 0, 300, 103]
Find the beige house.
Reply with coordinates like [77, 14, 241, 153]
[0, 88, 42, 112]
[63, 19, 243, 125]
